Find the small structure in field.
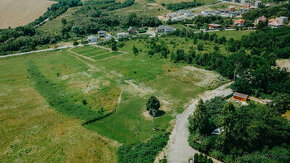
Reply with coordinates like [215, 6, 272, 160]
[87, 35, 98, 43]
[233, 92, 249, 102]
[117, 32, 130, 39]
[268, 18, 283, 28]
[98, 30, 106, 38]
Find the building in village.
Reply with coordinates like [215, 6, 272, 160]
[268, 17, 288, 28]
[117, 32, 130, 39]
[156, 25, 175, 34]
[234, 19, 245, 27]
[128, 27, 137, 34]
[233, 92, 249, 102]
[254, 16, 267, 26]
[208, 24, 222, 29]
[98, 30, 106, 38]
[87, 35, 98, 43]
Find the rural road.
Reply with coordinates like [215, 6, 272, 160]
[165, 82, 233, 163]
[0, 43, 97, 59]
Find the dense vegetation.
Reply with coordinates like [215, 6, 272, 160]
[242, 3, 290, 21]
[188, 98, 290, 162]
[166, 2, 203, 11]
[30, 0, 83, 27]
[117, 132, 169, 163]
[26, 61, 104, 121]
[144, 27, 290, 98]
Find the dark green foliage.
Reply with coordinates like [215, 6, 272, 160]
[197, 43, 204, 51]
[166, 2, 203, 11]
[146, 96, 160, 112]
[26, 61, 102, 121]
[242, 4, 290, 21]
[193, 153, 213, 163]
[268, 93, 290, 114]
[117, 132, 169, 163]
[30, 0, 83, 27]
[188, 98, 290, 162]
[132, 45, 139, 56]
[73, 40, 79, 46]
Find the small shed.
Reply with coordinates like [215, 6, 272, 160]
[233, 92, 249, 102]
[98, 30, 106, 38]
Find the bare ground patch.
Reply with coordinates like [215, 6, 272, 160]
[0, 0, 55, 28]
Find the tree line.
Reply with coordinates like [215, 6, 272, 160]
[166, 1, 203, 11]
[141, 27, 289, 98]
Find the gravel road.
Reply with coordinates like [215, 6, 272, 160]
[166, 82, 233, 163]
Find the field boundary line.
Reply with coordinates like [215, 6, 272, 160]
[68, 48, 96, 62]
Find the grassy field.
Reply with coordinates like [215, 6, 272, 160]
[0, 51, 118, 162]
[0, 34, 228, 161]
[0, 0, 55, 29]
[210, 30, 254, 40]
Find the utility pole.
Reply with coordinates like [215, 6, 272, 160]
[151, 109, 157, 130]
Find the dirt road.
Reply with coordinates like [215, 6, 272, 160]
[165, 82, 233, 163]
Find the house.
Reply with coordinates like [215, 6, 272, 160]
[128, 27, 137, 34]
[233, 92, 249, 102]
[87, 35, 98, 43]
[98, 30, 106, 38]
[156, 25, 175, 34]
[117, 32, 129, 39]
[208, 24, 222, 29]
[265, 3, 273, 7]
[268, 19, 283, 28]
[171, 16, 185, 21]
[234, 19, 245, 27]
[254, 16, 267, 26]
[276, 16, 288, 24]
[106, 34, 113, 41]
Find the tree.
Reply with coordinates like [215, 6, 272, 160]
[111, 41, 118, 51]
[146, 96, 161, 129]
[61, 18, 67, 25]
[190, 100, 211, 135]
[197, 43, 204, 51]
[73, 40, 79, 46]
[132, 45, 139, 56]
[268, 93, 290, 114]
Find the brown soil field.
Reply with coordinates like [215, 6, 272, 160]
[0, 0, 55, 29]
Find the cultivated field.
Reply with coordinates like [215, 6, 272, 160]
[0, 0, 55, 28]
[0, 36, 228, 161]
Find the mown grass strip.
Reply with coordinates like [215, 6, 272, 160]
[93, 52, 122, 60]
[26, 61, 103, 121]
[82, 50, 110, 57]
[75, 48, 103, 54]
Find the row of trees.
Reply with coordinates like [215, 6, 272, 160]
[189, 98, 290, 162]
[166, 1, 203, 11]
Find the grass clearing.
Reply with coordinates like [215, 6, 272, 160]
[0, 51, 118, 162]
[210, 30, 254, 40]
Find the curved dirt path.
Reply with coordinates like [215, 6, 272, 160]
[165, 82, 233, 163]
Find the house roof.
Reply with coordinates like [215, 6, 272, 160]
[157, 25, 175, 30]
[98, 30, 106, 33]
[234, 19, 245, 23]
[233, 92, 249, 99]
[208, 24, 221, 26]
[256, 16, 267, 21]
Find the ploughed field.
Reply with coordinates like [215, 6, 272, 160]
[0, 0, 55, 28]
[0, 39, 228, 161]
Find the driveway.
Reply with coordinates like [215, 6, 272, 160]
[165, 82, 233, 163]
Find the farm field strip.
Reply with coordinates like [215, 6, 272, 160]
[82, 50, 111, 57]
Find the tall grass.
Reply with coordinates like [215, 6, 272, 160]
[26, 61, 103, 121]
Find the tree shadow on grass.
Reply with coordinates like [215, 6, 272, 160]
[149, 110, 165, 117]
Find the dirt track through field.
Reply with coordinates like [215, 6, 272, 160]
[0, 0, 55, 28]
[163, 82, 233, 163]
